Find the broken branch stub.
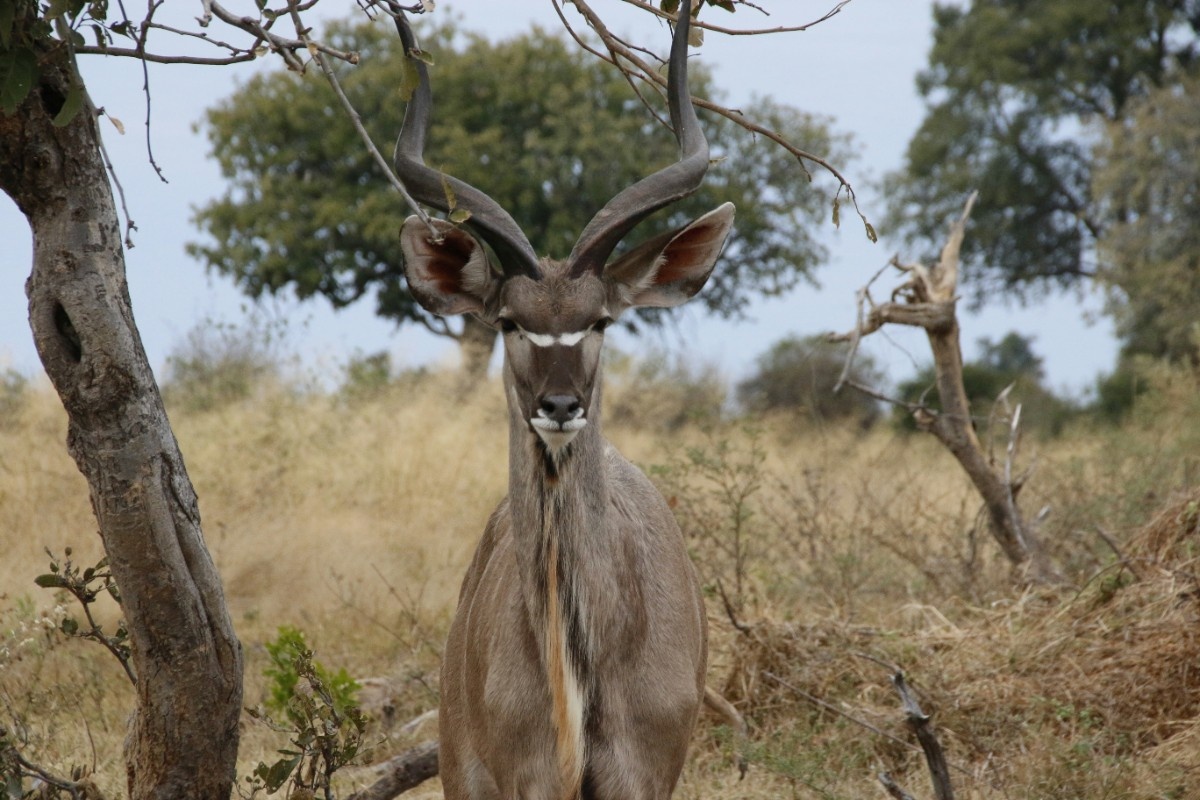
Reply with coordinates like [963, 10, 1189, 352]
[830, 192, 1060, 584]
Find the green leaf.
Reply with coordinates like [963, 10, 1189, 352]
[398, 56, 420, 103]
[408, 46, 434, 66]
[711, 0, 736, 11]
[52, 83, 85, 127]
[448, 208, 472, 224]
[440, 172, 457, 212]
[60, 617, 79, 635]
[34, 573, 66, 588]
[660, 0, 680, 13]
[0, 1, 15, 50]
[255, 754, 301, 792]
[0, 47, 37, 115]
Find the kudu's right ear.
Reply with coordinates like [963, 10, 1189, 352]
[605, 202, 735, 311]
[401, 216, 499, 316]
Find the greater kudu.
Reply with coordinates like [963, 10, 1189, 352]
[393, 3, 733, 797]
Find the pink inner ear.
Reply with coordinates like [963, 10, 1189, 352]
[655, 223, 718, 285]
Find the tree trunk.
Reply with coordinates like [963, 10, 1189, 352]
[0, 40, 243, 800]
[457, 314, 497, 385]
[918, 314, 1036, 568]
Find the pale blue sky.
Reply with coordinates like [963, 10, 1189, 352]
[0, 0, 1116, 396]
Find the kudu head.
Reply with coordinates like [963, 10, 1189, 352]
[396, 0, 734, 452]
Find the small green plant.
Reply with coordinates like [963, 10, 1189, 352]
[340, 350, 393, 400]
[0, 551, 125, 797]
[0, 368, 27, 426]
[34, 548, 133, 684]
[736, 334, 882, 426]
[248, 626, 364, 799]
[161, 317, 284, 413]
[652, 426, 767, 616]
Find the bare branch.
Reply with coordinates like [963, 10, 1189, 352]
[890, 671, 955, 800]
[703, 686, 749, 779]
[763, 670, 925, 757]
[561, 0, 868, 223]
[73, 46, 257, 64]
[551, 0, 671, 128]
[284, 1, 432, 228]
[930, 189, 977, 302]
[618, 0, 853, 37]
[878, 772, 918, 800]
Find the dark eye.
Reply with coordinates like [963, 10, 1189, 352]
[593, 317, 613, 333]
[498, 318, 517, 334]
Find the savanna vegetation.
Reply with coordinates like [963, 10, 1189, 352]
[6, 0, 1200, 797]
[3, 330, 1200, 799]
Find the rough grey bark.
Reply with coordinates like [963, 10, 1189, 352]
[0, 37, 243, 800]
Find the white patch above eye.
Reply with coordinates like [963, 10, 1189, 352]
[524, 330, 589, 348]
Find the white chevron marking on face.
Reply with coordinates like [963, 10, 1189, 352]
[525, 330, 588, 348]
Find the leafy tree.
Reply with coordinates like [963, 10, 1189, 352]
[885, 1, 1200, 302]
[736, 334, 882, 425]
[190, 18, 848, 374]
[1093, 73, 1200, 366]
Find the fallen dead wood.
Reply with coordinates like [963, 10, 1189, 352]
[890, 671, 954, 800]
[345, 740, 439, 800]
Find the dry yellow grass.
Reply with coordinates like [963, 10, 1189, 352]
[3, 366, 1200, 799]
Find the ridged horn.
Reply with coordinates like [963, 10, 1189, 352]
[391, 8, 542, 279]
[566, 0, 709, 277]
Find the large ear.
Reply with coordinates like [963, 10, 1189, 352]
[604, 203, 735, 310]
[400, 215, 499, 316]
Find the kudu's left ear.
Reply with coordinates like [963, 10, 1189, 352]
[605, 203, 735, 310]
[401, 215, 499, 316]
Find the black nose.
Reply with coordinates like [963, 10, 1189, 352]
[540, 394, 581, 424]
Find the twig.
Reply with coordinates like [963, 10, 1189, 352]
[1003, 402, 1028, 553]
[135, 0, 168, 182]
[715, 577, 751, 635]
[703, 686, 749, 779]
[1095, 525, 1143, 581]
[891, 671, 955, 800]
[878, 771, 917, 800]
[562, 0, 867, 222]
[618, 0, 853, 37]
[841, 379, 919, 413]
[832, 260, 892, 393]
[286, 1, 433, 229]
[762, 671, 924, 757]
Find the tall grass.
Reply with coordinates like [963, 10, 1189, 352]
[3, 358, 1200, 798]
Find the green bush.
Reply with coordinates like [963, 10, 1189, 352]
[161, 319, 281, 413]
[893, 332, 1076, 436]
[0, 368, 27, 426]
[736, 334, 882, 426]
[340, 350, 393, 401]
[262, 625, 360, 724]
[605, 349, 727, 431]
